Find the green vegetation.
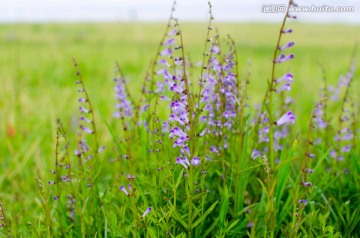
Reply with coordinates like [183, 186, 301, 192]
[0, 20, 359, 237]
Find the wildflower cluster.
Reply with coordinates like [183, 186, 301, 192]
[252, 0, 298, 162]
[330, 59, 357, 163]
[26, 1, 359, 237]
[73, 59, 104, 178]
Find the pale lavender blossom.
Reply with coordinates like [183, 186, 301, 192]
[274, 54, 294, 64]
[251, 149, 261, 159]
[274, 111, 296, 126]
[275, 83, 291, 93]
[160, 48, 172, 56]
[119, 185, 129, 196]
[210, 146, 219, 153]
[141, 207, 152, 219]
[80, 116, 91, 124]
[162, 38, 175, 46]
[191, 156, 201, 166]
[78, 98, 87, 103]
[80, 125, 93, 134]
[274, 73, 293, 84]
[98, 145, 105, 153]
[278, 41, 295, 51]
[176, 157, 190, 169]
[79, 106, 90, 113]
[341, 145, 351, 153]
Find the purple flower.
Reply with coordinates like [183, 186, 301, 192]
[168, 29, 178, 36]
[78, 97, 87, 103]
[278, 41, 295, 51]
[274, 111, 296, 126]
[315, 118, 327, 129]
[274, 73, 293, 84]
[160, 95, 171, 101]
[176, 157, 190, 169]
[303, 182, 312, 187]
[330, 149, 337, 159]
[285, 97, 293, 104]
[328, 86, 340, 101]
[169, 127, 188, 138]
[79, 140, 89, 152]
[260, 126, 269, 135]
[337, 155, 344, 161]
[306, 168, 314, 173]
[191, 156, 201, 166]
[162, 38, 175, 46]
[281, 29, 293, 34]
[162, 122, 169, 133]
[210, 146, 219, 154]
[80, 116, 91, 124]
[246, 222, 254, 228]
[141, 207, 152, 219]
[275, 83, 291, 93]
[158, 59, 170, 67]
[74, 149, 80, 156]
[79, 106, 90, 113]
[341, 145, 351, 153]
[306, 153, 315, 159]
[340, 127, 350, 134]
[298, 199, 309, 206]
[168, 83, 183, 94]
[113, 78, 133, 117]
[98, 145, 105, 153]
[160, 48, 172, 56]
[141, 104, 150, 113]
[80, 125, 94, 134]
[251, 149, 261, 160]
[338, 74, 351, 87]
[274, 54, 294, 64]
[342, 133, 354, 141]
[119, 185, 129, 196]
[211, 45, 220, 54]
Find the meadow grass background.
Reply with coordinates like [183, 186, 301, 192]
[0, 22, 359, 234]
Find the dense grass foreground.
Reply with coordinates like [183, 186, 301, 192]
[1, 2, 360, 237]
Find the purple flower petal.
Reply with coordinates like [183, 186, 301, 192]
[274, 111, 296, 126]
[274, 54, 294, 64]
[119, 185, 129, 196]
[191, 156, 201, 166]
[274, 73, 293, 84]
[141, 207, 152, 218]
[278, 41, 295, 51]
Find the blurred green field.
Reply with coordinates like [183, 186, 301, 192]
[0, 22, 359, 228]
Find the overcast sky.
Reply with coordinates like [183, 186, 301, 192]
[0, 0, 359, 23]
